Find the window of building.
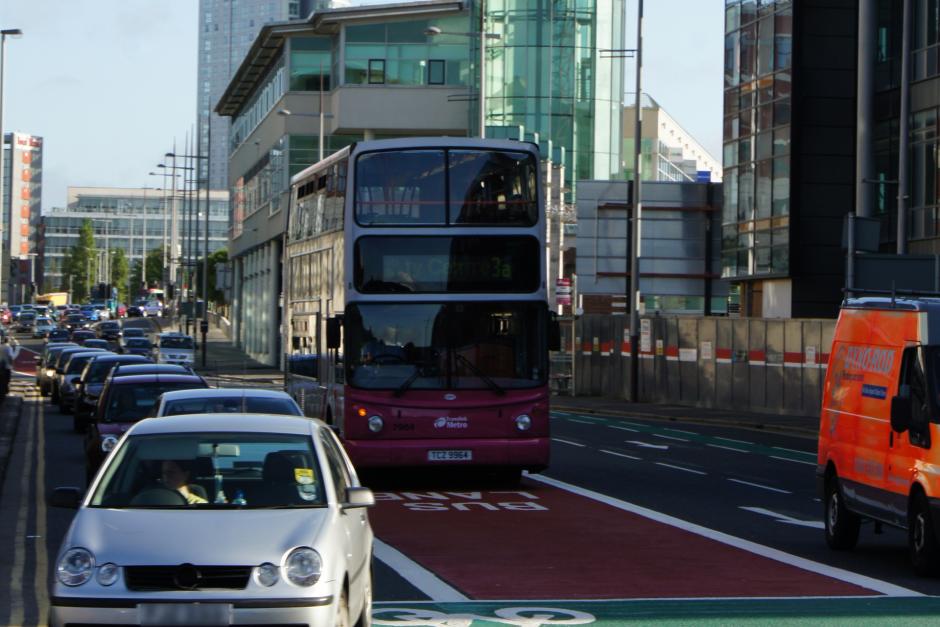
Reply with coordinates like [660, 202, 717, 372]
[290, 37, 332, 91]
[368, 59, 386, 84]
[428, 59, 445, 84]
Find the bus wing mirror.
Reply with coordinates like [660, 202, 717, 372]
[326, 318, 342, 350]
[548, 314, 561, 352]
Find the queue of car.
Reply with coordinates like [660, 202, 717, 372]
[22, 316, 376, 627]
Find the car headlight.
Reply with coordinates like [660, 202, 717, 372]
[96, 563, 120, 586]
[515, 414, 532, 431]
[368, 415, 384, 433]
[45, 368, 55, 377]
[254, 562, 279, 587]
[101, 435, 119, 453]
[57, 548, 95, 586]
[285, 547, 321, 586]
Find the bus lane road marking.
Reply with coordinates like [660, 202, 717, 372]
[370, 477, 916, 601]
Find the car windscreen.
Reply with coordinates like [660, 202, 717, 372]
[160, 337, 194, 350]
[89, 432, 325, 509]
[126, 338, 151, 348]
[86, 359, 142, 383]
[67, 315, 84, 323]
[105, 382, 207, 423]
[66, 354, 99, 374]
[123, 329, 145, 337]
[161, 397, 302, 417]
[101, 322, 120, 330]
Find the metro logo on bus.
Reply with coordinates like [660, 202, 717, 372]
[434, 416, 469, 429]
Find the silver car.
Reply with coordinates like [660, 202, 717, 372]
[155, 388, 304, 417]
[50, 413, 375, 627]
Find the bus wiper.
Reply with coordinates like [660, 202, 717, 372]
[395, 366, 424, 397]
[454, 353, 505, 396]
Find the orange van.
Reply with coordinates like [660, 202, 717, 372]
[818, 296, 940, 575]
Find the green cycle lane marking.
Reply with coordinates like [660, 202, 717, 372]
[374, 597, 940, 625]
[550, 411, 816, 465]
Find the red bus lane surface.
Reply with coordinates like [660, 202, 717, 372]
[370, 477, 883, 600]
[13, 347, 37, 376]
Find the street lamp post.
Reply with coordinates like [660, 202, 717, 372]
[0, 28, 23, 305]
[425, 17, 500, 138]
[166, 149, 209, 338]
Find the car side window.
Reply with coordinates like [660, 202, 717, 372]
[319, 431, 351, 503]
[900, 346, 932, 449]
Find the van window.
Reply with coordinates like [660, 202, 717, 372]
[900, 346, 933, 448]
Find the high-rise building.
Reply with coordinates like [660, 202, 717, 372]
[1, 132, 43, 305]
[197, 0, 317, 190]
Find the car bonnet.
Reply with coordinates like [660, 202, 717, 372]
[64, 507, 331, 567]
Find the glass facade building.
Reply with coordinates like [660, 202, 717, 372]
[721, 0, 792, 281]
[485, 0, 624, 185]
[41, 188, 229, 293]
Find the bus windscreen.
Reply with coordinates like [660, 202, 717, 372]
[345, 302, 547, 391]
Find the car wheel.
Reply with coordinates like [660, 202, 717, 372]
[336, 587, 351, 627]
[909, 492, 940, 576]
[824, 474, 860, 550]
[355, 562, 373, 627]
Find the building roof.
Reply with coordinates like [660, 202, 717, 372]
[216, 0, 465, 118]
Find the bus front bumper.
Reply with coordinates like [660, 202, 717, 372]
[343, 437, 550, 471]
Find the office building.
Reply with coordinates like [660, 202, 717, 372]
[623, 95, 722, 183]
[197, 0, 317, 190]
[40, 187, 229, 297]
[216, 0, 626, 365]
[1, 132, 43, 305]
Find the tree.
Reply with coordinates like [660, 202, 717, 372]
[195, 248, 228, 308]
[110, 248, 129, 303]
[130, 247, 165, 299]
[61, 219, 97, 302]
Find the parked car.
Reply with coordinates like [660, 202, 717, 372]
[45, 328, 72, 344]
[15, 311, 37, 333]
[72, 353, 151, 432]
[81, 339, 111, 351]
[50, 347, 107, 404]
[118, 337, 153, 357]
[36, 342, 78, 395]
[33, 316, 57, 338]
[58, 351, 115, 414]
[143, 300, 163, 317]
[94, 321, 122, 341]
[152, 332, 195, 365]
[50, 413, 374, 627]
[82, 373, 209, 479]
[63, 314, 88, 332]
[155, 388, 304, 417]
[70, 329, 97, 345]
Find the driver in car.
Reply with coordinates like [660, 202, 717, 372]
[161, 460, 208, 504]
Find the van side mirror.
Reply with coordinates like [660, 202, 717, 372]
[548, 314, 561, 352]
[326, 317, 342, 350]
[891, 397, 911, 432]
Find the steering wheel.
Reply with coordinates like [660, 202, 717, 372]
[130, 487, 187, 506]
[372, 354, 405, 365]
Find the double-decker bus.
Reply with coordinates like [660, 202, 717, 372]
[284, 138, 557, 476]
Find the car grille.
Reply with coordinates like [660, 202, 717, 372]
[124, 565, 251, 591]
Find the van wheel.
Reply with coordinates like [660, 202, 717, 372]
[909, 493, 940, 576]
[825, 475, 860, 550]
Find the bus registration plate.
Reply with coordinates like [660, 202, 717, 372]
[428, 450, 472, 461]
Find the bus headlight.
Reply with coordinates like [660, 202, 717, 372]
[515, 414, 532, 431]
[100, 435, 118, 453]
[368, 416, 384, 433]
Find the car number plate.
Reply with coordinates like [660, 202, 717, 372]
[428, 449, 472, 461]
[138, 602, 233, 626]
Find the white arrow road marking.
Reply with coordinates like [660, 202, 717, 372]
[740, 506, 824, 529]
[626, 440, 669, 450]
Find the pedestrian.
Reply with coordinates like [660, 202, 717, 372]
[0, 335, 16, 403]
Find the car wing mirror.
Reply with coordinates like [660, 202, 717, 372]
[49, 487, 82, 509]
[343, 486, 375, 509]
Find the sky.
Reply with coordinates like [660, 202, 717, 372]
[1, 0, 723, 211]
